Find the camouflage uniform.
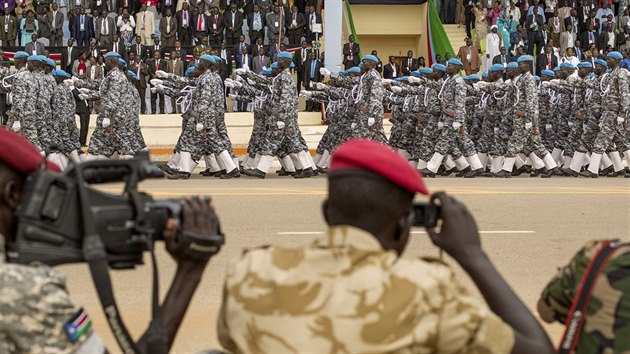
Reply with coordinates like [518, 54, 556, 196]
[6, 67, 40, 150]
[354, 69, 387, 143]
[433, 74, 466, 159]
[88, 68, 127, 157]
[51, 83, 80, 155]
[505, 73, 540, 158]
[538, 240, 630, 354]
[413, 79, 443, 164]
[218, 226, 515, 354]
[0, 262, 104, 353]
[32, 71, 52, 151]
[592, 67, 630, 155]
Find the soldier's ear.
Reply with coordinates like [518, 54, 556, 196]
[2, 179, 22, 210]
[321, 199, 330, 224]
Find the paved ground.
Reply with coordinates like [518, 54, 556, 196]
[59, 175, 630, 353]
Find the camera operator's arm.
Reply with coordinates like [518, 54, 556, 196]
[427, 192, 555, 354]
[136, 197, 219, 353]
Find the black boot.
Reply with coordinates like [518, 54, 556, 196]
[464, 168, 483, 178]
[541, 167, 559, 178]
[456, 166, 471, 177]
[419, 168, 436, 178]
[220, 168, 242, 179]
[530, 168, 544, 177]
[166, 171, 191, 180]
[579, 170, 599, 178]
[294, 167, 315, 179]
[493, 170, 511, 178]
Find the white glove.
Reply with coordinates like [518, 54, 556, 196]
[78, 87, 91, 94]
[228, 94, 237, 100]
[437, 122, 444, 129]
[474, 82, 487, 89]
[232, 80, 243, 88]
[617, 116, 626, 124]
[568, 121, 574, 127]
[11, 120, 20, 132]
[242, 64, 250, 71]
[545, 124, 552, 131]
[102, 118, 110, 128]
[542, 81, 551, 87]
[63, 79, 74, 87]
[350, 122, 357, 129]
[276, 121, 285, 129]
[320, 67, 331, 78]
[150, 87, 157, 93]
[494, 127, 499, 133]
[196, 122, 204, 131]
[408, 76, 421, 84]
[367, 117, 375, 126]
[150, 79, 163, 86]
[156, 84, 164, 91]
[156, 70, 168, 78]
[452, 121, 462, 130]
[567, 76, 578, 84]
[391, 86, 402, 93]
[314, 82, 326, 90]
[71, 76, 80, 82]
[247, 78, 255, 85]
[382, 79, 394, 85]
[550, 79, 561, 85]
[525, 122, 533, 129]
[224, 81, 235, 89]
[235, 68, 247, 75]
[78, 93, 89, 100]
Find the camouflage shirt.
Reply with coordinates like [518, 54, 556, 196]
[538, 240, 630, 354]
[219, 226, 515, 354]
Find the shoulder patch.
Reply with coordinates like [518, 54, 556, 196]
[64, 308, 92, 343]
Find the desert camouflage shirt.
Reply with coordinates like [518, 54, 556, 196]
[538, 240, 630, 354]
[218, 226, 514, 354]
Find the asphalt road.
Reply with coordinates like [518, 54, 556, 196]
[58, 175, 630, 353]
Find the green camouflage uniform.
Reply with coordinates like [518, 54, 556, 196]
[538, 240, 630, 354]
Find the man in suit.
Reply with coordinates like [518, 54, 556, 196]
[573, 40, 583, 60]
[167, 50, 184, 113]
[0, 8, 17, 47]
[25, 34, 45, 55]
[580, 23, 599, 50]
[129, 52, 149, 114]
[401, 50, 418, 76]
[304, 5, 322, 44]
[192, 5, 209, 44]
[68, 0, 89, 14]
[218, 42, 232, 80]
[233, 35, 250, 67]
[456, 38, 480, 74]
[563, 8, 579, 36]
[251, 36, 266, 57]
[73, 7, 94, 47]
[285, 5, 305, 48]
[251, 46, 270, 74]
[547, 10, 563, 49]
[72, 87, 90, 146]
[266, 5, 284, 59]
[95, 9, 115, 46]
[303, 51, 322, 111]
[150, 36, 163, 59]
[294, 40, 310, 91]
[247, 4, 265, 45]
[492, 46, 509, 67]
[371, 50, 383, 74]
[559, 23, 577, 57]
[525, 11, 545, 55]
[148, 50, 167, 114]
[135, 3, 155, 46]
[86, 55, 103, 113]
[62, 38, 80, 73]
[41, 3, 64, 46]
[173, 40, 186, 61]
[535, 44, 558, 75]
[176, 1, 193, 45]
[159, 0, 176, 14]
[383, 56, 400, 79]
[159, 8, 178, 47]
[342, 35, 360, 69]
[130, 35, 148, 61]
[599, 22, 616, 50]
[207, 6, 223, 47]
[224, 2, 243, 46]
[107, 34, 125, 57]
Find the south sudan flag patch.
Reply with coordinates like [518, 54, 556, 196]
[64, 308, 92, 343]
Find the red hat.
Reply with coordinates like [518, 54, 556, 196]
[329, 139, 429, 195]
[0, 128, 61, 175]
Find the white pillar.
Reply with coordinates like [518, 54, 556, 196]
[325, 0, 343, 74]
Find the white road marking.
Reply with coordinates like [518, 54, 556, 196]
[277, 230, 536, 235]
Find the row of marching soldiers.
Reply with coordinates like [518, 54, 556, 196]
[1, 50, 147, 170]
[377, 52, 629, 178]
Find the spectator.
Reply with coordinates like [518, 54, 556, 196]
[159, 0, 176, 14]
[255, 0, 272, 15]
[108, 33, 125, 57]
[73, 7, 94, 47]
[0, 8, 17, 47]
[136, 3, 155, 46]
[577, 0, 595, 31]
[618, 26, 630, 52]
[251, 36, 266, 57]
[493, 45, 509, 66]
[504, 0, 520, 32]
[372, 50, 382, 74]
[129, 52, 149, 114]
[208, 6, 223, 47]
[87, 55, 103, 113]
[41, 3, 63, 46]
[193, 5, 209, 44]
[342, 35, 360, 69]
[19, 9, 38, 46]
[224, 3, 244, 46]
[472, 3, 488, 48]
[525, 9, 545, 55]
[528, 0, 545, 18]
[600, 14, 615, 33]
[234, 38, 250, 112]
[548, 10, 562, 48]
[0, 49, 7, 125]
[0, 0, 15, 14]
[383, 55, 400, 79]
[72, 51, 88, 78]
[88, 40, 100, 59]
[401, 50, 418, 76]
[303, 51, 321, 111]
[489, 0, 502, 26]
[217, 42, 232, 78]
[168, 50, 184, 113]
[62, 38, 79, 73]
[595, 1, 613, 28]
[251, 45, 270, 74]
[544, 0, 556, 22]
[305, 5, 322, 44]
[580, 23, 599, 50]
[560, 23, 577, 58]
[442, 0, 455, 23]
[619, 9, 630, 31]
[535, 44, 558, 75]
[217, 140, 555, 354]
[286, 5, 305, 48]
[92, 0, 110, 13]
[560, 46, 580, 65]
[441, 52, 452, 65]
[71, 86, 90, 146]
[150, 35, 163, 56]
[485, 25, 502, 69]
[130, 34, 147, 61]
[96, 9, 115, 46]
[417, 56, 426, 68]
[24, 33, 44, 55]
[176, 1, 192, 45]
[435, 53, 442, 65]
[15, 0, 34, 19]
[117, 7, 136, 45]
[293, 40, 309, 90]
[574, 39, 583, 59]
[148, 49, 167, 114]
[586, 9, 600, 34]
[193, 36, 210, 55]
[173, 39, 186, 60]
[457, 37, 480, 74]
[248, 4, 265, 45]
[159, 8, 177, 47]
[68, 0, 89, 15]
[600, 22, 617, 50]
[266, 5, 284, 58]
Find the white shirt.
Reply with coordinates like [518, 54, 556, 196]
[90, 65, 96, 79]
[567, 33, 574, 48]
[101, 18, 109, 35]
[607, 31, 616, 48]
[117, 15, 135, 31]
[166, 16, 171, 33]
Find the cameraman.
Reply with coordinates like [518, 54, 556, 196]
[0, 128, 221, 353]
[218, 139, 555, 353]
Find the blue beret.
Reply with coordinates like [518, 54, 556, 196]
[277, 51, 292, 60]
[271, 62, 278, 69]
[462, 75, 470, 80]
[553, 66, 561, 71]
[577, 61, 593, 68]
[127, 70, 137, 79]
[606, 51, 623, 60]
[44, 57, 56, 68]
[338, 70, 347, 76]
[419, 68, 433, 75]
[289, 62, 295, 68]
[261, 68, 272, 75]
[507, 62, 519, 69]
[211, 55, 221, 62]
[52, 69, 70, 78]
[482, 72, 488, 79]
[534, 75, 540, 81]
[594, 59, 608, 68]
[395, 76, 408, 82]
[27, 55, 44, 62]
[103, 51, 121, 59]
[185, 66, 195, 77]
[432, 63, 446, 72]
[118, 58, 127, 66]
[489, 63, 505, 72]
[517, 55, 534, 62]
[447, 58, 463, 66]
[541, 69, 555, 77]
[361, 55, 378, 63]
[411, 70, 421, 77]
[560, 62, 575, 69]
[346, 66, 361, 74]
[465, 74, 480, 80]
[199, 54, 214, 63]
[13, 51, 28, 59]
[588, 72, 596, 78]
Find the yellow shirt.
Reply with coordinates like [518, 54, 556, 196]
[218, 226, 515, 354]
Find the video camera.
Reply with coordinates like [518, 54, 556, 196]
[8, 152, 224, 268]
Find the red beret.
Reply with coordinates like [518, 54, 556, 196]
[329, 139, 429, 195]
[0, 128, 61, 175]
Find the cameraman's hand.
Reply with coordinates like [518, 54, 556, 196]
[164, 197, 219, 266]
[426, 192, 482, 262]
